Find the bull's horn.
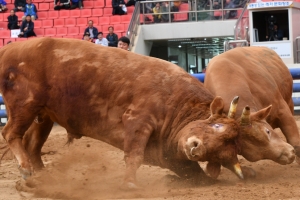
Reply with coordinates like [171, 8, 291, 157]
[228, 96, 239, 119]
[240, 106, 250, 125]
[233, 163, 244, 179]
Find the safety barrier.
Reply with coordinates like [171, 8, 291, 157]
[191, 68, 300, 107]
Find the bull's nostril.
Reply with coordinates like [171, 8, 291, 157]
[193, 141, 198, 148]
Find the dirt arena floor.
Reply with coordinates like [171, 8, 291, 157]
[2, 118, 300, 200]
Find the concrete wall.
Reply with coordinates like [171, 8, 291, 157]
[141, 20, 236, 40]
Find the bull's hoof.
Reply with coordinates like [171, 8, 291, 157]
[18, 165, 33, 180]
[295, 156, 300, 165]
[119, 182, 141, 191]
[241, 166, 256, 179]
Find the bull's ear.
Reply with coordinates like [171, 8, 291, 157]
[210, 96, 224, 116]
[250, 105, 272, 121]
[206, 162, 221, 179]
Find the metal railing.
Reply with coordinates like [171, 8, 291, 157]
[126, 1, 140, 51]
[296, 36, 300, 64]
[224, 39, 249, 51]
[233, 0, 252, 40]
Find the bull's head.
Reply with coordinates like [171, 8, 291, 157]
[177, 96, 244, 180]
[236, 105, 295, 164]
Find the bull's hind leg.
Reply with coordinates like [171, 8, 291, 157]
[121, 110, 153, 189]
[2, 116, 36, 179]
[23, 114, 53, 170]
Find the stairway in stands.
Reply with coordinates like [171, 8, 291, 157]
[0, 0, 134, 46]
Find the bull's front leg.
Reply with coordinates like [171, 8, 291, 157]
[2, 117, 35, 179]
[122, 111, 153, 189]
[23, 114, 54, 170]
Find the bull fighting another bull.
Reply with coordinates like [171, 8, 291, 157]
[0, 38, 246, 189]
[204, 47, 298, 166]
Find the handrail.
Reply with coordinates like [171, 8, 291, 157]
[296, 36, 300, 63]
[126, 1, 140, 51]
[224, 40, 249, 51]
[233, 0, 251, 40]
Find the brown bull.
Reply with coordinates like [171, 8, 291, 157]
[0, 38, 243, 189]
[204, 46, 296, 166]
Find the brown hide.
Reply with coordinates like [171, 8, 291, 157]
[204, 46, 296, 164]
[0, 38, 242, 187]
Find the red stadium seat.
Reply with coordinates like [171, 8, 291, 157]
[47, 10, 59, 19]
[44, 28, 56, 36]
[105, 0, 112, 7]
[83, 1, 93, 8]
[92, 8, 103, 17]
[94, 0, 105, 8]
[56, 27, 68, 36]
[34, 28, 45, 36]
[5, 0, 12, 3]
[173, 3, 189, 21]
[49, 2, 54, 10]
[65, 18, 76, 27]
[3, 13, 10, 21]
[33, 0, 44, 2]
[15, 12, 24, 19]
[59, 10, 70, 18]
[114, 23, 124, 32]
[67, 27, 79, 35]
[121, 14, 132, 23]
[102, 24, 113, 33]
[76, 18, 87, 26]
[34, 20, 42, 28]
[88, 17, 99, 25]
[54, 18, 65, 27]
[38, 11, 48, 19]
[0, 39, 3, 48]
[39, 3, 50, 11]
[70, 9, 81, 18]
[4, 38, 16, 44]
[103, 7, 112, 16]
[15, 38, 28, 42]
[42, 19, 53, 28]
[99, 16, 110, 24]
[79, 26, 86, 35]
[81, 9, 92, 17]
[110, 15, 120, 24]
[127, 6, 134, 14]
[0, 30, 11, 38]
[6, 3, 15, 10]
[0, 21, 6, 29]
[0, 13, 3, 21]
[44, 0, 53, 3]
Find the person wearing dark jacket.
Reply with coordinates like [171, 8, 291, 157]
[14, 0, 26, 12]
[106, 26, 118, 47]
[18, 15, 36, 38]
[112, 0, 127, 15]
[83, 20, 98, 40]
[7, 10, 19, 29]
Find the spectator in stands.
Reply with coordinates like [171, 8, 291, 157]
[83, 33, 93, 42]
[18, 14, 36, 38]
[224, 0, 237, 19]
[54, 0, 71, 10]
[83, 20, 98, 41]
[106, 26, 118, 47]
[13, 0, 26, 12]
[22, 0, 37, 21]
[95, 32, 108, 46]
[161, 1, 173, 22]
[0, 0, 7, 12]
[117, 36, 130, 50]
[112, 0, 127, 15]
[7, 10, 19, 29]
[152, 2, 162, 23]
[70, 0, 83, 9]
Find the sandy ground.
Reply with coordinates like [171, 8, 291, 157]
[2, 119, 300, 200]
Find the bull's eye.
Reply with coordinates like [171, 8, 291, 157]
[265, 128, 270, 135]
[212, 124, 223, 128]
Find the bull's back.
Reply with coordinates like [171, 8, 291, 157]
[0, 38, 214, 150]
[205, 47, 293, 115]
